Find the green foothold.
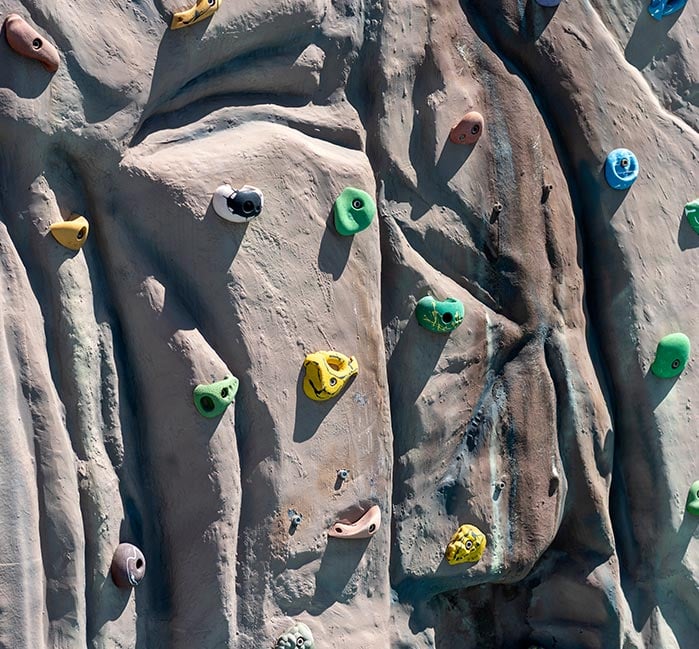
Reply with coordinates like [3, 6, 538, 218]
[650, 333, 690, 378]
[415, 296, 464, 333]
[333, 187, 376, 236]
[685, 199, 699, 235]
[686, 481, 699, 516]
[193, 376, 239, 418]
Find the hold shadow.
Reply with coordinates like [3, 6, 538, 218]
[625, 7, 684, 70]
[0, 25, 53, 98]
[643, 368, 679, 409]
[522, 0, 559, 42]
[677, 207, 699, 251]
[435, 138, 475, 182]
[317, 208, 352, 279]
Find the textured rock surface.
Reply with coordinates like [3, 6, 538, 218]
[0, 1, 696, 648]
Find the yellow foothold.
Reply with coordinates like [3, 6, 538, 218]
[171, 0, 221, 30]
[445, 524, 486, 565]
[49, 215, 89, 250]
[302, 351, 358, 401]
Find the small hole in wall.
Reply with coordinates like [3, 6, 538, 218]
[549, 476, 559, 496]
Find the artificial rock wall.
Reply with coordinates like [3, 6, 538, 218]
[0, 1, 697, 648]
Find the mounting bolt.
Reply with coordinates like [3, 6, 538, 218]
[337, 469, 350, 481]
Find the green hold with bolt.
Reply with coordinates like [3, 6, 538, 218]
[686, 481, 699, 516]
[415, 296, 464, 333]
[333, 187, 376, 236]
[685, 199, 699, 235]
[650, 333, 690, 378]
[193, 376, 239, 418]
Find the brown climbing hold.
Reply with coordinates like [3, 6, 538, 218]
[110, 543, 146, 589]
[449, 111, 485, 145]
[4, 14, 59, 73]
[328, 504, 381, 539]
[49, 215, 89, 250]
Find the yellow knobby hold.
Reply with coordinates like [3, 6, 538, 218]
[445, 524, 486, 565]
[171, 0, 221, 30]
[49, 215, 89, 250]
[302, 351, 358, 401]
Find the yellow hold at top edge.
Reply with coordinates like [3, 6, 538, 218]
[171, 0, 221, 30]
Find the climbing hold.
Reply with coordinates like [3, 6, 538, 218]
[445, 524, 486, 565]
[647, 0, 687, 20]
[337, 468, 350, 481]
[684, 199, 699, 235]
[535, 0, 562, 6]
[604, 148, 639, 190]
[213, 184, 263, 223]
[193, 376, 239, 418]
[171, 0, 221, 29]
[110, 543, 146, 589]
[49, 215, 89, 250]
[686, 481, 699, 516]
[275, 622, 315, 649]
[449, 111, 484, 145]
[333, 187, 376, 236]
[4, 14, 60, 73]
[650, 333, 690, 378]
[302, 351, 358, 401]
[541, 183, 553, 203]
[415, 296, 464, 333]
[289, 510, 303, 527]
[328, 504, 381, 539]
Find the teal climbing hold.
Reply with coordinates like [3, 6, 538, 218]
[648, 0, 687, 20]
[685, 199, 699, 235]
[275, 622, 314, 649]
[686, 481, 699, 516]
[193, 376, 239, 418]
[415, 296, 464, 333]
[604, 148, 639, 190]
[333, 187, 376, 236]
[650, 333, 690, 378]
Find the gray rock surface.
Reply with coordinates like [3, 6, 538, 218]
[0, 1, 696, 648]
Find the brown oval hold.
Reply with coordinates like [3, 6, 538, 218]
[328, 504, 381, 539]
[4, 14, 59, 73]
[449, 111, 485, 145]
[110, 543, 146, 589]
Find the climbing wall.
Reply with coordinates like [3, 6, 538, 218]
[0, 1, 696, 648]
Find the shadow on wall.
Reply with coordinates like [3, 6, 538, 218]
[625, 7, 684, 70]
[317, 207, 353, 280]
[677, 207, 699, 251]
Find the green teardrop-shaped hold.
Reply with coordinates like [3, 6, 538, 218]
[415, 296, 464, 333]
[193, 376, 239, 418]
[333, 187, 376, 236]
[685, 199, 699, 235]
[650, 333, 690, 378]
[686, 480, 699, 516]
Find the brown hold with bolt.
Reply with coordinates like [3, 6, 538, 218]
[328, 504, 381, 539]
[4, 14, 59, 73]
[449, 111, 485, 145]
[111, 543, 146, 589]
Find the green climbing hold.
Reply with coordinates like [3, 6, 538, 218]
[333, 187, 376, 236]
[415, 296, 464, 333]
[193, 376, 239, 418]
[650, 333, 690, 378]
[686, 481, 699, 516]
[685, 199, 699, 235]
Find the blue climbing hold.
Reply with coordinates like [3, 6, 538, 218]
[604, 148, 639, 190]
[648, 0, 687, 20]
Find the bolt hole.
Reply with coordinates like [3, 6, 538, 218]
[329, 377, 337, 386]
[136, 559, 143, 569]
[620, 158, 629, 168]
[442, 312, 453, 323]
[220, 387, 228, 398]
[200, 395, 215, 412]
[470, 124, 480, 135]
[242, 200, 255, 214]
[549, 476, 560, 496]
[76, 227, 86, 240]
[352, 198, 363, 209]
[672, 359, 681, 369]
[32, 38, 42, 50]
[369, 523, 376, 533]
[335, 527, 343, 533]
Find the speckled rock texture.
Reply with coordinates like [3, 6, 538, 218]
[0, 1, 696, 648]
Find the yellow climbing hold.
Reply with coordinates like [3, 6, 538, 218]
[171, 0, 221, 29]
[49, 215, 89, 250]
[445, 524, 486, 565]
[302, 351, 358, 401]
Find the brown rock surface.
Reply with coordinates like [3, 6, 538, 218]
[0, 1, 696, 648]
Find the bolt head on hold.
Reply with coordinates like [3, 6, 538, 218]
[449, 111, 485, 145]
[445, 524, 486, 565]
[275, 622, 315, 649]
[289, 510, 303, 527]
[213, 184, 263, 223]
[686, 481, 699, 516]
[650, 333, 690, 378]
[302, 351, 359, 401]
[193, 376, 239, 418]
[684, 199, 699, 235]
[333, 187, 377, 236]
[337, 468, 350, 481]
[647, 0, 688, 20]
[171, 0, 221, 29]
[604, 148, 639, 190]
[49, 215, 90, 251]
[415, 296, 464, 333]
[111, 543, 146, 589]
[4, 14, 60, 73]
